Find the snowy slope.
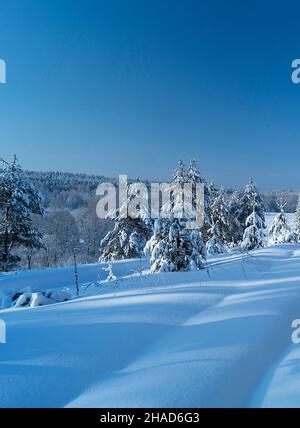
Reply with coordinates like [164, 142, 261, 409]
[1, 246, 300, 407]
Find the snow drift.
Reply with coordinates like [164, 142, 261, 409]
[0, 244, 300, 407]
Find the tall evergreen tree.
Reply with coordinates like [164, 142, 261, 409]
[209, 187, 235, 244]
[228, 191, 244, 244]
[99, 182, 152, 262]
[172, 160, 187, 184]
[186, 160, 213, 240]
[206, 223, 226, 254]
[0, 157, 44, 271]
[236, 180, 266, 241]
[294, 197, 300, 241]
[187, 159, 204, 185]
[241, 205, 266, 251]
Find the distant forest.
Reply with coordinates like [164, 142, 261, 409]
[10, 169, 296, 271]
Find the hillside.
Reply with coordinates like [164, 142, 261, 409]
[1, 245, 300, 407]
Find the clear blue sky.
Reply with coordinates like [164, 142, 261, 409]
[0, 0, 300, 188]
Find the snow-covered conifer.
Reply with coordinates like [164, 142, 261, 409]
[172, 160, 187, 185]
[209, 188, 235, 245]
[188, 229, 207, 268]
[241, 207, 266, 251]
[268, 202, 292, 245]
[99, 217, 151, 262]
[294, 197, 300, 241]
[187, 159, 204, 185]
[0, 156, 44, 271]
[145, 216, 206, 273]
[99, 182, 152, 262]
[237, 180, 266, 235]
[206, 224, 226, 254]
[228, 191, 244, 244]
[186, 160, 213, 240]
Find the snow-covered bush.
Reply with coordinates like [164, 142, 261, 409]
[103, 263, 116, 282]
[0, 288, 71, 309]
[44, 289, 72, 302]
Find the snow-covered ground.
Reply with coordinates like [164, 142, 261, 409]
[1, 242, 300, 407]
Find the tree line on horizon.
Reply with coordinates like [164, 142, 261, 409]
[0, 156, 300, 273]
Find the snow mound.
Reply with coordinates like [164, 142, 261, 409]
[0, 288, 71, 309]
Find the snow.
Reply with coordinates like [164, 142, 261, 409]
[1, 243, 300, 407]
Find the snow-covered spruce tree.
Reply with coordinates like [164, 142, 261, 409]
[145, 216, 206, 273]
[186, 160, 213, 241]
[99, 217, 152, 262]
[187, 159, 205, 186]
[206, 224, 226, 254]
[145, 217, 187, 273]
[268, 202, 292, 245]
[294, 197, 300, 241]
[228, 191, 244, 244]
[241, 205, 266, 251]
[144, 217, 167, 256]
[209, 187, 236, 245]
[99, 182, 152, 262]
[0, 156, 44, 271]
[172, 160, 187, 185]
[236, 180, 266, 242]
[188, 229, 207, 269]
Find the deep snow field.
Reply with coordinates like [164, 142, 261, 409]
[0, 213, 300, 408]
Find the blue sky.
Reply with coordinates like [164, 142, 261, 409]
[0, 0, 300, 188]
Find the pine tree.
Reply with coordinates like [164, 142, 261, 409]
[186, 160, 212, 240]
[187, 159, 204, 185]
[99, 182, 152, 262]
[228, 191, 244, 244]
[145, 217, 187, 273]
[206, 224, 226, 254]
[188, 229, 207, 268]
[209, 188, 235, 245]
[237, 180, 266, 234]
[294, 197, 300, 241]
[241, 206, 266, 251]
[0, 156, 44, 271]
[99, 217, 151, 262]
[172, 160, 187, 184]
[268, 202, 292, 245]
[145, 216, 206, 273]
